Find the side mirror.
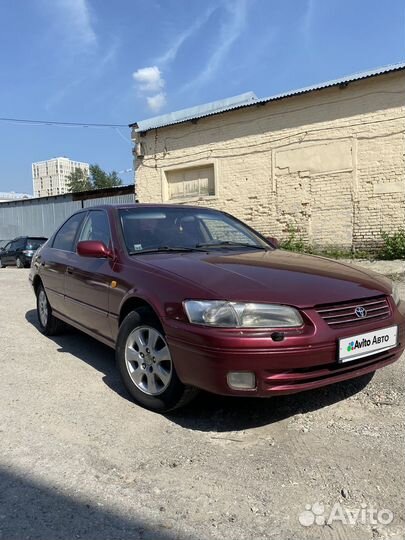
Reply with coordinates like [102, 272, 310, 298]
[266, 236, 280, 248]
[77, 240, 113, 259]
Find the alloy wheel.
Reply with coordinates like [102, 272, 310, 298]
[125, 326, 172, 396]
[38, 289, 49, 328]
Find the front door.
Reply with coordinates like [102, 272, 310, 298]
[1, 242, 13, 265]
[40, 212, 87, 315]
[5, 240, 18, 265]
[64, 210, 113, 341]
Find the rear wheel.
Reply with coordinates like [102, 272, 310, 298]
[16, 257, 23, 269]
[36, 284, 62, 335]
[116, 308, 198, 412]
[0, 258, 4, 268]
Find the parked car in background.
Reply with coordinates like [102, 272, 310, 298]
[29, 205, 404, 413]
[0, 236, 47, 268]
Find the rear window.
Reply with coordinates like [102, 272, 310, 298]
[26, 238, 46, 250]
[52, 213, 86, 252]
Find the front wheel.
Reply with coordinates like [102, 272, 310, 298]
[36, 284, 62, 335]
[16, 257, 24, 269]
[116, 309, 198, 412]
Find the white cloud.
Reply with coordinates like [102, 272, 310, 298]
[132, 6, 216, 114]
[303, 0, 315, 42]
[155, 5, 217, 66]
[132, 66, 165, 93]
[52, 0, 97, 48]
[45, 40, 119, 110]
[146, 93, 167, 112]
[133, 66, 166, 112]
[183, 0, 247, 92]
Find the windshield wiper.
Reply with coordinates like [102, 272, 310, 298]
[128, 245, 207, 255]
[196, 241, 268, 250]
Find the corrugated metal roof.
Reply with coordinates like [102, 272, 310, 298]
[0, 184, 135, 206]
[131, 62, 405, 133]
[132, 92, 258, 132]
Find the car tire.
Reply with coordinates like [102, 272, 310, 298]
[36, 284, 62, 336]
[116, 308, 198, 412]
[16, 257, 23, 269]
[0, 259, 4, 268]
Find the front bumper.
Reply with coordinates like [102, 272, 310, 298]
[164, 301, 405, 397]
[22, 255, 33, 267]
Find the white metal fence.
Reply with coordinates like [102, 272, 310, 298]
[0, 187, 136, 240]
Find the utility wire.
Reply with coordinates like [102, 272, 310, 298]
[0, 117, 128, 128]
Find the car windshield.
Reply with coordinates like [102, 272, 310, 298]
[119, 208, 270, 254]
[26, 238, 46, 250]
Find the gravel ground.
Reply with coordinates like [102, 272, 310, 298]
[0, 264, 404, 540]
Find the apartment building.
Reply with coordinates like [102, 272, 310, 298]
[32, 157, 89, 198]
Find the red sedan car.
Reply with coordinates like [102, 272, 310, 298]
[29, 204, 404, 412]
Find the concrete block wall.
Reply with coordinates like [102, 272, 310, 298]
[133, 71, 405, 251]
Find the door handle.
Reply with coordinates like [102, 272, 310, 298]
[66, 266, 74, 274]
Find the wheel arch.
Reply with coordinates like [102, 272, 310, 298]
[32, 274, 43, 295]
[118, 296, 162, 327]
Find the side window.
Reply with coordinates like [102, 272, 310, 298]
[14, 239, 25, 250]
[8, 241, 18, 251]
[53, 213, 86, 252]
[79, 210, 111, 248]
[202, 218, 256, 245]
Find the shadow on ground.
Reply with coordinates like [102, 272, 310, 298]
[25, 309, 373, 433]
[25, 309, 131, 404]
[0, 466, 193, 540]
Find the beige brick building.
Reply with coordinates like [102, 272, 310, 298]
[131, 64, 405, 251]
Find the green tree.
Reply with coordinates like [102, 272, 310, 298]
[66, 164, 123, 193]
[90, 164, 123, 189]
[66, 167, 92, 193]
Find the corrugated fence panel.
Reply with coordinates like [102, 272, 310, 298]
[0, 190, 136, 240]
[0, 199, 80, 239]
[83, 193, 136, 207]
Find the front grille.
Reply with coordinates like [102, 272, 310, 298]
[316, 296, 391, 328]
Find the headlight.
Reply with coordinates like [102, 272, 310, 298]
[391, 283, 401, 306]
[183, 300, 303, 328]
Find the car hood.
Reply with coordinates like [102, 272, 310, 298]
[137, 249, 392, 308]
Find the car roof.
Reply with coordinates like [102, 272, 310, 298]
[81, 203, 222, 211]
[11, 236, 47, 240]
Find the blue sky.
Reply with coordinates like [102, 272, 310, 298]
[0, 0, 404, 194]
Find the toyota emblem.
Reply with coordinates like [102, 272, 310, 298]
[355, 306, 367, 318]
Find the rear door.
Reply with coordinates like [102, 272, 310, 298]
[64, 209, 113, 340]
[14, 238, 26, 265]
[39, 212, 86, 315]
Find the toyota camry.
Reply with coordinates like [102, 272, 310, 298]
[29, 205, 405, 412]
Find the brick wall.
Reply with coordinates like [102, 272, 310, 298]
[133, 71, 405, 251]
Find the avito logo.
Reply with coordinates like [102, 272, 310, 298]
[347, 337, 371, 352]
